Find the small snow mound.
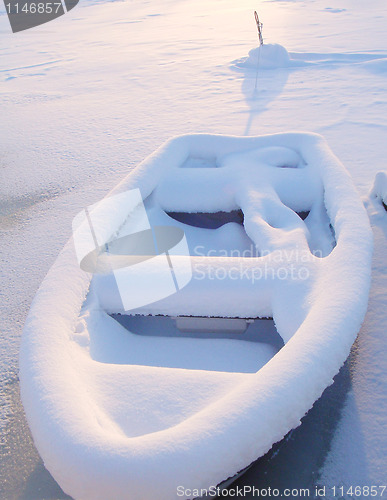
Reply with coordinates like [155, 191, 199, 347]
[371, 171, 387, 205]
[233, 44, 292, 70]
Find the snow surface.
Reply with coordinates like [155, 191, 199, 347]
[19, 132, 372, 499]
[1, 0, 387, 498]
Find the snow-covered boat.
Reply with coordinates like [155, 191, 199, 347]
[20, 133, 373, 500]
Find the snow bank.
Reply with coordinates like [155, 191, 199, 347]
[20, 133, 373, 500]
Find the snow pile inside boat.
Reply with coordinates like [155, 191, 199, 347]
[20, 133, 373, 500]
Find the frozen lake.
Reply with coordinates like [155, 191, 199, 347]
[1, 0, 387, 498]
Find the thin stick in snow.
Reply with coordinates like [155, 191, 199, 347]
[254, 11, 264, 91]
[254, 11, 264, 46]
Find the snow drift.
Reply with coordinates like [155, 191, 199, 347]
[232, 43, 387, 73]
